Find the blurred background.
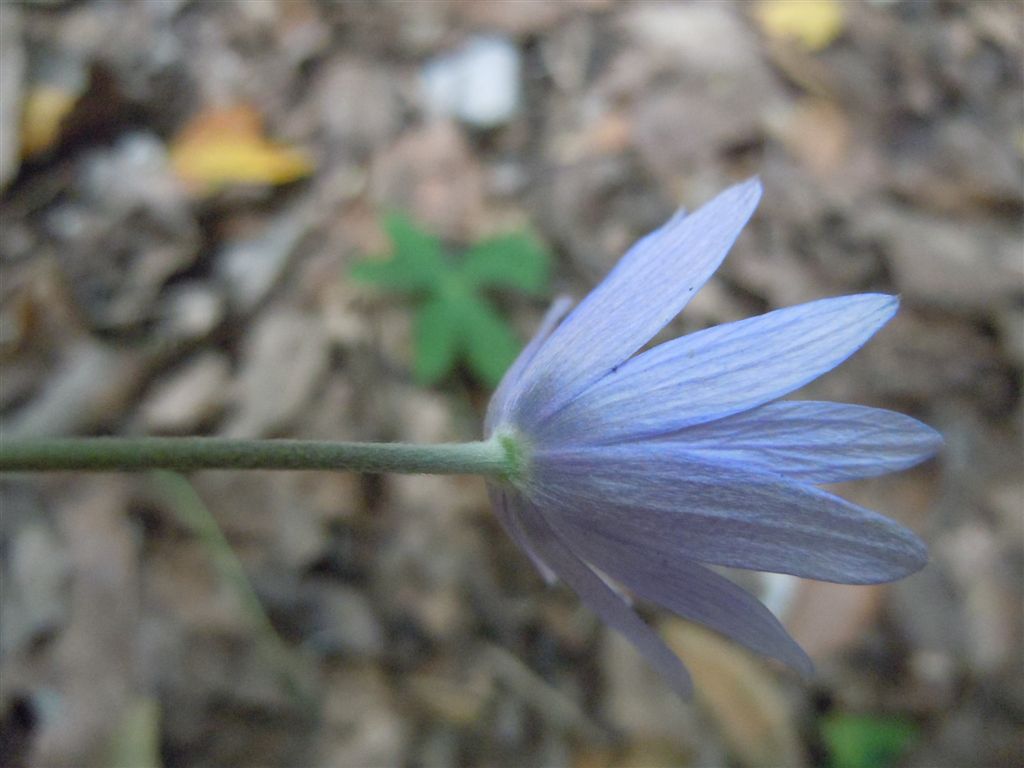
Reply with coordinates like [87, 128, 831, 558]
[0, 1, 1021, 766]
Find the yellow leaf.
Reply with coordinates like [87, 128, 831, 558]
[664, 620, 806, 768]
[755, 0, 845, 52]
[169, 105, 312, 194]
[21, 85, 78, 158]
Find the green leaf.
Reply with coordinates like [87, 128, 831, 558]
[460, 232, 550, 295]
[822, 713, 918, 768]
[413, 296, 460, 384]
[351, 212, 448, 292]
[382, 211, 445, 266]
[453, 294, 521, 387]
[352, 212, 546, 388]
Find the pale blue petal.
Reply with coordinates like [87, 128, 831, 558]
[536, 294, 899, 446]
[508, 179, 762, 431]
[516, 499, 694, 698]
[556, 525, 814, 676]
[485, 296, 574, 436]
[657, 401, 943, 484]
[528, 444, 928, 584]
[487, 486, 558, 585]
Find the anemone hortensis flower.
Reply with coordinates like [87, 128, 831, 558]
[484, 178, 941, 697]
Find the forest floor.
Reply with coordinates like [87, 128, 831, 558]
[1, 2, 1021, 767]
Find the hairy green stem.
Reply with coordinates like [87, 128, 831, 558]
[0, 436, 511, 475]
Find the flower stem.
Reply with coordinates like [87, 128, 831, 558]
[0, 436, 511, 476]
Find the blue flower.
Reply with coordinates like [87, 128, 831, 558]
[485, 178, 941, 697]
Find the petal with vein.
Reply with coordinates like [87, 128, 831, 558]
[557, 525, 814, 676]
[517, 499, 693, 698]
[538, 293, 898, 445]
[659, 400, 943, 484]
[510, 179, 762, 430]
[529, 444, 928, 584]
[487, 486, 558, 585]
[485, 296, 573, 436]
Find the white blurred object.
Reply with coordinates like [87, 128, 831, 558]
[759, 571, 799, 619]
[420, 36, 521, 129]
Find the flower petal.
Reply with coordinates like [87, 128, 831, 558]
[485, 296, 573, 436]
[560, 526, 814, 676]
[488, 486, 558, 585]
[658, 401, 943, 484]
[538, 293, 899, 445]
[510, 178, 762, 430]
[516, 498, 694, 698]
[529, 444, 928, 584]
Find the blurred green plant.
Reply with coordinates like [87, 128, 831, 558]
[351, 213, 550, 387]
[106, 696, 162, 768]
[151, 471, 315, 711]
[822, 712, 918, 768]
